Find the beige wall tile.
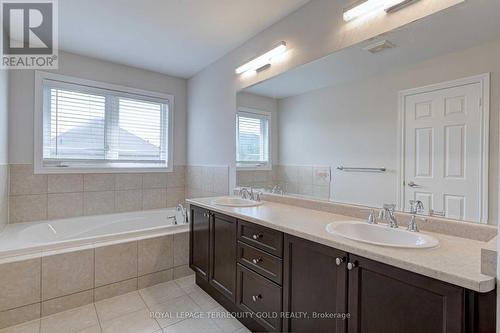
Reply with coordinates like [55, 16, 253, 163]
[138, 269, 173, 289]
[142, 189, 167, 210]
[42, 249, 94, 300]
[95, 242, 138, 287]
[84, 191, 115, 215]
[166, 187, 185, 207]
[0, 303, 40, 329]
[48, 193, 84, 219]
[142, 173, 167, 189]
[167, 166, 185, 188]
[173, 265, 194, 279]
[0, 165, 8, 231]
[94, 278, 138, 302]
[138, 235, 173, 275]
[213, 167, 229, 195]
[115, 190, 142, 213]
[41, 290, 94, 317]
[173, 232, 189, 266]
[9, 164, 47, 195]
[9, 194, 47, 223]
[84, 174, 115, 192]
[48, 175, 83, 193]
[201, 167, 214, 193]
[0, 259, 41, 311]
[115, 174, 142, 190]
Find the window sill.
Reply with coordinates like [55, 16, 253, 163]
[236, 165, 272, 172]
[34, 164, 173, 174]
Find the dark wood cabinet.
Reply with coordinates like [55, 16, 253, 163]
[189, 205, 210, 279]
[191, 207, 496, 333]
[347, 254, 464, 333]
[237, 264, 283, 332]
[209, 212, 237, 301]
[283, 234, 348, 333]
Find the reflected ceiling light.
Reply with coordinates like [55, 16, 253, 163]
[343, 0, 418, 22]
[235, 41, 286, 74]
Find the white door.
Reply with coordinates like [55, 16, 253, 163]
[404, 82, 484, 222]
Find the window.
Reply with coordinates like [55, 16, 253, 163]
[236, 108, 271, 169]
[34, 72, 173, 173]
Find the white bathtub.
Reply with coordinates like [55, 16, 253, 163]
[0, 208, 189, 259]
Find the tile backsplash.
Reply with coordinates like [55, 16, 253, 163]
[237, 165, 331, 200]
[0, 165, 7, 230]
[8, 164, 186, 223]
[185, 165, 229, 199]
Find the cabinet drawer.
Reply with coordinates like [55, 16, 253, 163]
[238, 220, 283, 257]
[238, 241, 282, 285]
[237, 264, 282, 332]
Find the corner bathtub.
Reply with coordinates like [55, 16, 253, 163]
[0, 208, 189, 260]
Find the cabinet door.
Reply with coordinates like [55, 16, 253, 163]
[347, 254, 464, 333]
[189, 205, 210, 280]
[283, 235, 348, 333]
[209, 212, 237, 301]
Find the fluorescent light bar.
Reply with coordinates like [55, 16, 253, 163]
[343, 0, 415, 21]
[343, 0, 385, 21]
[235, 41, 287, 74]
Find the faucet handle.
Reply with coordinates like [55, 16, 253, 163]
[368, 210, 377, 224]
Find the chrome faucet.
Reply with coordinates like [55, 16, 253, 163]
[240, 187, 262, 201]
[379, 204, 398, 228]
[407, 200, 425, 232]
[367, 209, 377, 224]
[270, 185, 284, 195]
[174, 204, 187, 225]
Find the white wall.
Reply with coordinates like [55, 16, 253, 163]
[236, 92, 279, 166]
[9, 51, 188, 165]
[0, 69, 9, 230]
[187, 0, 463, 190]
[278, 38, 500, 224]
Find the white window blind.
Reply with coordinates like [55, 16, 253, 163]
[236, 111, 270, 168]
[41, 78, 171, 171]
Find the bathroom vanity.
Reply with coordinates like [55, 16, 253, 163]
[188, 199, 496, 333]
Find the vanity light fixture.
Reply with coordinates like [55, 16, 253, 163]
[235, 41, 287, 74]
[343, 0, 419, 22]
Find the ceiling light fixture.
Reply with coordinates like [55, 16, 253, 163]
[235, 41, 287, 75]
[343, 0, 418, 22]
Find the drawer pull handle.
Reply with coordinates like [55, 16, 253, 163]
[252, 294, 262, 302]
[252, 234, 263, 240]
[347, 262, 358, 270]
[335, 257, 344, 266]
[252, 258, 262, 264]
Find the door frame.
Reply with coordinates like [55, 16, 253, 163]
[397, 73, 490, 224]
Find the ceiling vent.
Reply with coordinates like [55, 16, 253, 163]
[363, 40, 396, 54]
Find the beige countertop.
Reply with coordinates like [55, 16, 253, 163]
[187, 197, 496, 293]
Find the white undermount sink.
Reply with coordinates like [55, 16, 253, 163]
[211, 197, 263, 207]
[326, 221, 439, 249]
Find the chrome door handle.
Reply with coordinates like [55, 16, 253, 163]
[252, 294, 262, 302]
[407, 181, 420, 188]
[347, 262, 358, 270]
[252, 234, 262, 240]
[335, 257, 344, 266]
[252, 258, 262, 264]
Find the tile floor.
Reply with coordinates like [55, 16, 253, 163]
[0, 275, 251, 333]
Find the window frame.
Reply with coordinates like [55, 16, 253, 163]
[34, 71, 174, 174]
[236, 106, 272, 171]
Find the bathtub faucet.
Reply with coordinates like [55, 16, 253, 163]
[174, 204, 188, 225]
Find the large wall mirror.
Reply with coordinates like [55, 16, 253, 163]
[235, 1, 500, 225]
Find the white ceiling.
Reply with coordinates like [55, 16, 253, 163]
[244, 0, 500, 99]
[58, 0, 310, 78]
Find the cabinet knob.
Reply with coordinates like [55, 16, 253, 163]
[252, 234, 262, 240]
[347, 262, 358, 271]
[252, 294, 262, 302]
[252, 258, 262, 265]
[335, 257, 344, 266]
